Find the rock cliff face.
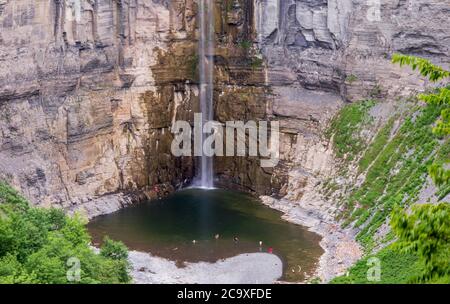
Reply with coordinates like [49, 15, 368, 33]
[0, 0, 195, 212]
[251, 0, 449, 191]
[257, 0, 449, 96]
[250, 0, 449, 281]
[0, 0, 448, 215]
[219, 0, 449, 197]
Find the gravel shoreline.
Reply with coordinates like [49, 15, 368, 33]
[82, 191, 361, 283]
[129, 251, 283, 284]
[126, 193, 361, 284]
[260, 196, 362, 283]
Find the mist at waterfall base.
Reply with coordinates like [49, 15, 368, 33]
[88, 189, 323, 282]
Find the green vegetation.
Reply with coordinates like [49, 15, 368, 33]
[351, 104, 441, 249]
[250, 57, 264, 70]
[369, 84, 383, 98]
[334, 203, 449, 284]
[327, 90, 444, 249]
[391, 203, 449, 283]
[326, 99, 375, 160]
[358, 117, 394, 173]
[346, 74, 358, 83]
[239, 40, 252, 50]
[392, 54, 450, 81]
[0, 182, 131, 284]
[187, 54, 199, 80]
[434, 138, 450, 199]
[393, 54, 450, 186]
[331, 246, 424, 284]
[330, 54, 449, 284]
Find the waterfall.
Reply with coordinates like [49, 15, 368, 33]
[197, 0, 214, 188]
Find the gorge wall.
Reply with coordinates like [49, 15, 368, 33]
[0, 0, 196, 214]
[218, 0, 449, 199]
[0, 0, 448, 218]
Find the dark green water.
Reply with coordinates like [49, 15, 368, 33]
[87, 188, 323, 281]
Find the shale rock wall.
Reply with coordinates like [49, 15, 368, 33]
[0, 0, 196, 211]
[247, 0, 449, 199]
[0, 0, 448, 213]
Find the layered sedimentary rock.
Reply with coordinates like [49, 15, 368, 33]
[250, 0, 449, 280]
[0, 0, 196, 212]
[0, 0, 448, 214]
[245, 0, 450, 197]
[257, 0, 449, 96]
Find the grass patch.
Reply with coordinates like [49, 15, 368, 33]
[331, 246, 424, 284]
[326, 100, 376, 161]
[358, 118, 395, 173]
[345, 104, 443, 250]
[346, 74, 358, 83]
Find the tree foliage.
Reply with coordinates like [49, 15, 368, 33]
[393, 54, 450, 186]
[0, 182, 131, 284]
[392, 54, 450, 81]
[101, 236, 129, 261]
[391, 203, 450, 283]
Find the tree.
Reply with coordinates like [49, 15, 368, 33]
[0, 182, 131, 284]
[391, 55, 449, 283]
[391, 203, 450, 283]
[100, 236, 129, 261]
[392, 54, 450, 81]
[392, 54, 450, 186]
[100, 237, 131, 283]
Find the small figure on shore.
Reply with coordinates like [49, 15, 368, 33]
[268, 247, 273, 254]
[192, 240, 196, 244]
[259, 241, 263, 247]
[215, 234, 220, 240]
[233, 236, 239, 243]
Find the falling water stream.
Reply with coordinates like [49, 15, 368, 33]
[87, 1, 324, 283]
[197, 0, 215, 188]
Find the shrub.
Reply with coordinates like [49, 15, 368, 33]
[391, 203, 450, 283]
[0, 182, 131, 284]
[101, 237, 129, 261]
